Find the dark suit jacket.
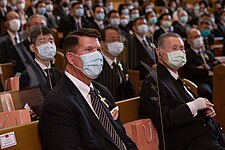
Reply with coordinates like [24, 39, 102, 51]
[19, 61, 62, 97]
[128, 35, 157, 80]
[25, 6, 35, 18]
[89, 20, 106, 32]
[183, 48, 220, 85]
[96, 57, 136, 101]
[44, 13, 59, 29]
[38, 74, 137, 150]
[0, 32, 26, 74]
[59, 15, 90, 37]
[173, 21, 188, 38]
[140, 64, 223, 150]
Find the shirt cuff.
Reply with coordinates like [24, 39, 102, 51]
[187, 102, 198, 117]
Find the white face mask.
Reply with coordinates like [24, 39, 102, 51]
[137, 24, 148, 35]
[71, 51, 103, 79]
[110, 18, 120, 26]
[46, 4, 53, 12]
[163, 50, 187, 69]
[17, 3, 26, 10]
[193, 37, 203, 49]
[161, 20, 172, 28]
[36, 42, 56, 60]
[9, 19, 21, 32]
[107, 42, 124, 57]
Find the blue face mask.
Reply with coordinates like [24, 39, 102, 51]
[120, 19, 129, 26]
[149, 17, 157, 25]
[201, 29, 211, 37]
[71, 51, 103, 79]
[75, 8, 84, 17]
[137, 24, 148, 35]
[110, 18, 120, 26]
[37, 7, 46, 15]
[95, 13, 105, 21]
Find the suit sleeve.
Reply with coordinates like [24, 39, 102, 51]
[140, 76, 195, 131]
[38, 98, 83, 150]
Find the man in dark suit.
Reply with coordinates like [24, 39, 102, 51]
[89, 5, 106, 31]
[19, 27, 62, 97]
[53, 0, 69, 21]
[173, 9, 190, 38]
[128, 17, 157, 80]
[96, 26, 136, 101]
[140, 32, 225, 150]
[183, 28, 220, 101]
[153, 13, 173, 46]
[0, 0, 12, 34]
[59, 2, 90, 37]
[38, 28, 137, 150]
[0, 11, 25, 75]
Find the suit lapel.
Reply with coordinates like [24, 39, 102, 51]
[158, 64, 192, 103]
[63, 75, 117, 147]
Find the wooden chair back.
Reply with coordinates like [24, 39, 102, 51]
[213, 64, 225, 130]
[0, 121, 41, 150]
[54, 51, 65, 71]
[182, 78, 199, 96]
[115, 96, 140, 124]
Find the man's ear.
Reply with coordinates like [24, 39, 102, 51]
[66, 52, 74, 64]
[3, 21, 8, 28]
[29, 44, 36, 53]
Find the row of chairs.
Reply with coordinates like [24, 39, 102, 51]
[0, 78, 199, 150]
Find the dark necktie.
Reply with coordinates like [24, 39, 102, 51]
[44, 69, 55, 89]
[112, 62, 124, 84]
[89, 88, 126, 150]
[198, 51, 210, 69]
[14, 37, 18, 45]
[76, 21, 81, 29]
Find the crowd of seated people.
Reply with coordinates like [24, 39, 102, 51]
[0, 0, 224, 113]
[0, 0, 225, 149]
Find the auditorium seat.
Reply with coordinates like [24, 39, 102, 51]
[0, 121, 41, 150]
[213, 64, 225, 130]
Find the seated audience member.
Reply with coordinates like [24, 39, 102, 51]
[173, 9, 190, 38]
[89, 5, 106, 31]
[25, 0, 38, 18]
[53, 0, 70, 22]
[105, 1, 114, 14]
[140, 32, 225, 150]
[107, 10, 120, 27]
[83, 0, 94, 21]
[35, 0, 46, 16]
[0, 0, 12, 34]
[142, 2, 155, 15]
[0, 11, 25, 75]
[119, 13, 132, 41]
[38, 28, 138, 150]
[16, 0, 27, 29]
[198, 19, 215, 52]
[59, 2, 89, 37]
[217, 10, 225, 37]
[183, 28, 220, 101]
[127, 8, 140, 31]
[96, 26, 136, 101]
[146, 11, 159, 35]
[128, 17, 157, 80]
[153, 13, 173, 45]
[23, 14, 47, 58]
[44, 0, 59, 29]
[118, 3, 129, 16]
[19, 27, 62, 97]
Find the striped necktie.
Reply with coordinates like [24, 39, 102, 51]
[89, 88, 126, 150]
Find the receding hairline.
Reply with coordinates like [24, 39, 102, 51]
[158, 33, 182, 48]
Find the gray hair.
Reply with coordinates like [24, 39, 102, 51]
[157, 33, 181, 48]
[27, 14, 47, 26]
